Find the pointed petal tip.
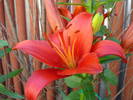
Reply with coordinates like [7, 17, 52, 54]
[25, 69, 66, 100]
[92, 40, 126, 62]
[12, 40, 66, 68]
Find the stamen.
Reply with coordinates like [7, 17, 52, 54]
[71, 39, 76, 62]
[51, 41, 68, 65]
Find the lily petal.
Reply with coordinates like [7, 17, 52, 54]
[25, 69, 66, 100]
[44, 0, 64, 31]
[13, 40, 66, 68]
[64, 12, 93, 61]
[91, 40, 127, 62]
[58, 53, 102, 75]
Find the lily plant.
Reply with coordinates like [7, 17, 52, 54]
[13, 0, 128, 100]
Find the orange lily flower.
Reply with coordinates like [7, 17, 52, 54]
[13, 1, 126, 100]
[14, 12, 126, 100]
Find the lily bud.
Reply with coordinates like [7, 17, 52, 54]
[92, 13, 104, 33]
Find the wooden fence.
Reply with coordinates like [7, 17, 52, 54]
[0, 0, 133, 100]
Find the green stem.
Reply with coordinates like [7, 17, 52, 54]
[82, 73, 88, 78]
[85, 0, 93, 13]
[80, 90, 84, 100]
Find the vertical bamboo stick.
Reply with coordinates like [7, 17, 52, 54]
[111, 2, 124, 37]
[0, 0, 6, 77]
[116, 0, 132, 99]
[0, 0, 4, 75]
[1, 0, 13, 92]
[110, 2, 124, 99]
[122, 1, 133, 100]
[3, 0, 22, 99]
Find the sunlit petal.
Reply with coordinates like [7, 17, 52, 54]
[92, 40, 127, 62]
[64, 12, 93, 61]
[58, 53, 102, 75]
[13, 40, 66, 68]
[25, 69, 66, 100]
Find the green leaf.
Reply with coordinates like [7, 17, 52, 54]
[0, 69, 23, 83]
[102, 68, 118, 85]
[99, 55, 121, 64]
[0, 48, 12, 58]
[0, 40, 8, 48]
[63, 90, 81, 100]
[64, 75, 82, 88]
[100, 54, 132, 64]
[106, 84, 111, 95]
[0, 98, 11, 100]
[95, 25, 110, 36]
[108, 37, 121, 44]
[95, 1, 107, 10]
[0, 84, 24, 99]
[95, 93, 102, 100]
[56, 2, 83, 6]
[61, 15, 71, 21]
[81, 78, 96, 100]
[100, 0, 121, 9]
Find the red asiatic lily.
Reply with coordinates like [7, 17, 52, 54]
[13, 1, 126, 100]
[14, 12, 126, 100]
[14, 12, 102, 100]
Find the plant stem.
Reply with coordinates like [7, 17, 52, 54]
[80, 90, 84, 100]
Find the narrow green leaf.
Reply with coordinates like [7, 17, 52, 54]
[56, 2, 83, 6]
[0, 48, 12, 58]
[0, 98, 11, 100]
[102, 68, 118, 85]
[64, 75, 82, 88]
[0, 84, 24, 99]
[0, 40, 8, 48]
[0, 69, 23, 83]
[108, 37, 121, 44]
[61, 15, 71, 21]
[99, 55, 121, 64]
[100, 54, 132, 64]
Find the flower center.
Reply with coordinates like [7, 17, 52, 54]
[44, 31, 77, 69]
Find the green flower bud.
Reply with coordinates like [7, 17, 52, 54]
[92, 13, 104, 34]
